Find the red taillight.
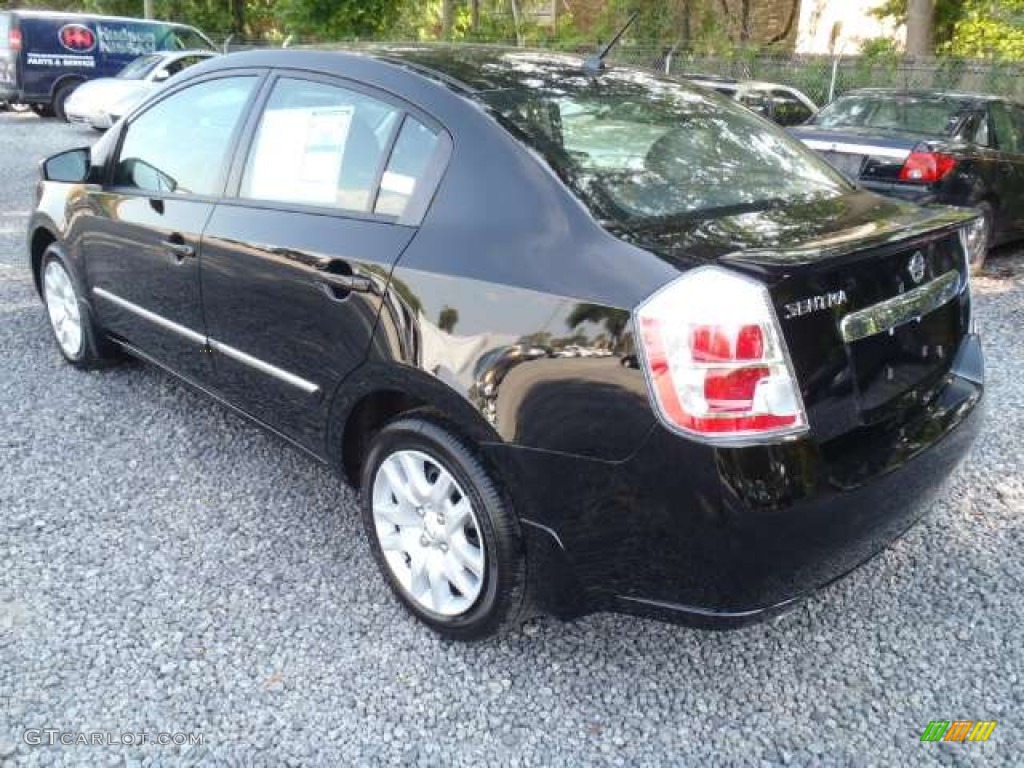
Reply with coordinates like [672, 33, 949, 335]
[636, 267, 807, 442]
[898, 150, 956, 183]
[9, 28, 22, 50]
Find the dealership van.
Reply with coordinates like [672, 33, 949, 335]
[0, 10, 213, 119]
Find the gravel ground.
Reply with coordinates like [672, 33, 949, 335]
[1, 110, 1022, 768]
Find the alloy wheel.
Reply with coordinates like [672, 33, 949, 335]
[43, 260, 83, 358]
[371, 449, 486, 616]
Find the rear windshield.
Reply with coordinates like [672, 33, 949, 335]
[813, 94, 970, 136]
[117, 53, 163, 79]
[479, 66, 848, 225]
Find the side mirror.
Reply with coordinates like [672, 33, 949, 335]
[153, 68, 170, 82]
[41, 147, 91, 183]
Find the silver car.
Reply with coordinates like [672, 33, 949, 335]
[683, 75, 818, 127]
[63, 50, 218, 130]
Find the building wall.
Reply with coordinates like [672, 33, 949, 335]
[746, 0, 801, 47]
[795, 0, 905, 54]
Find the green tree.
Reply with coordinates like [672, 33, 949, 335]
[947, 0, 1024, 58]
[272, 0, 404, 39]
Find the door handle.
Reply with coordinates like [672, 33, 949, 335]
[315, 263, 373, 299]
[161, 236, 195, 261]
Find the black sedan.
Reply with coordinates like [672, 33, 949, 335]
[791, 89, 1024, 267]
[29, 47, 985, 640]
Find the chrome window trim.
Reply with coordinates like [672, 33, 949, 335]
[839, 269, 962, 343]
[92, 287, 320, 395]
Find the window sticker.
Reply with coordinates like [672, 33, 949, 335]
[248, 106, 354, 206]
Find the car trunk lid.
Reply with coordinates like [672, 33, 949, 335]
[789, 125, 939, 182]
[622, 191, 975, 442]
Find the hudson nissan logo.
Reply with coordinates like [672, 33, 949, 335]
[58, 24, 97, 53]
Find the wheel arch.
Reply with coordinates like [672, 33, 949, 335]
[49, 73, 87, 100]
[328, 362, 504, 489]
[28, 224, 59, 296]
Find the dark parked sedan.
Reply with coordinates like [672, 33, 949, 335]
[29, 47, 985, 640]
[791, 89, 1024, 267]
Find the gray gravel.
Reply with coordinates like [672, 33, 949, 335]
[1, 110, 1023, 768]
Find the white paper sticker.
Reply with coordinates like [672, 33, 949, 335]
[248, 106, 354, 206]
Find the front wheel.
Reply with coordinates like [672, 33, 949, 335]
[360, 415, 526, 640]
[52, 82, 79, 122]
[40, 246, 120, 368]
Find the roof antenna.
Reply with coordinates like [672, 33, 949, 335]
[583, 9, 640, 77]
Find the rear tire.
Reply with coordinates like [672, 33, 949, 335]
[360, 414, 526, 640]
[40, 246, 120, 369]
[52, 82, 79, 122]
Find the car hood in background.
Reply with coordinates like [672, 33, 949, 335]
[66, 79, 152, 112]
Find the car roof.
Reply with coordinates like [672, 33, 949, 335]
[205, 44, 686, 96]
[5, 9, 199, 27]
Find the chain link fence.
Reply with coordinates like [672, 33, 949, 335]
[212, 37, 1024, 106]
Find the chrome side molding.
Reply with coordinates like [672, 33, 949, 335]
[208, 338, 320, 395]
[839, 269, 962, 343]
[93, 286, 206, 345]
[92, 287, 320, 395]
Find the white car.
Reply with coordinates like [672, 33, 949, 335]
[683, 75, 818, 127]
[64, 50, 218, 130]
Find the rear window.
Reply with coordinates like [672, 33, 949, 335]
[813, 95, 971, 137]
[479, 68, 848, 225]
[0, 14, 10, 48]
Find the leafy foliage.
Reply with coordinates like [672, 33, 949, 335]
[947, 0, 1024, 58]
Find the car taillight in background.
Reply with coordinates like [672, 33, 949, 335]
[636, 266, 808, 442]
[9, 28, 22, 51]
[898, 149, 957, 183]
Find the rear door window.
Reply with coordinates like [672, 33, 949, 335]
[0, 14, 14, 87]
[991, 103, 1022, 154]
[374, 117, 440, 217]
[240, 77, 402, 213]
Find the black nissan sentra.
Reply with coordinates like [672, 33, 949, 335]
[28, 46, 986, 639]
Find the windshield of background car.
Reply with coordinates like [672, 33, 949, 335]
[158, 26, 214, 51]
[117, 54, 164, 80]
[813, 95, 970, 136]
[478, 66, 849, 224]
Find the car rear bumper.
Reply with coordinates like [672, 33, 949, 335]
[492, 333, 984, 627]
